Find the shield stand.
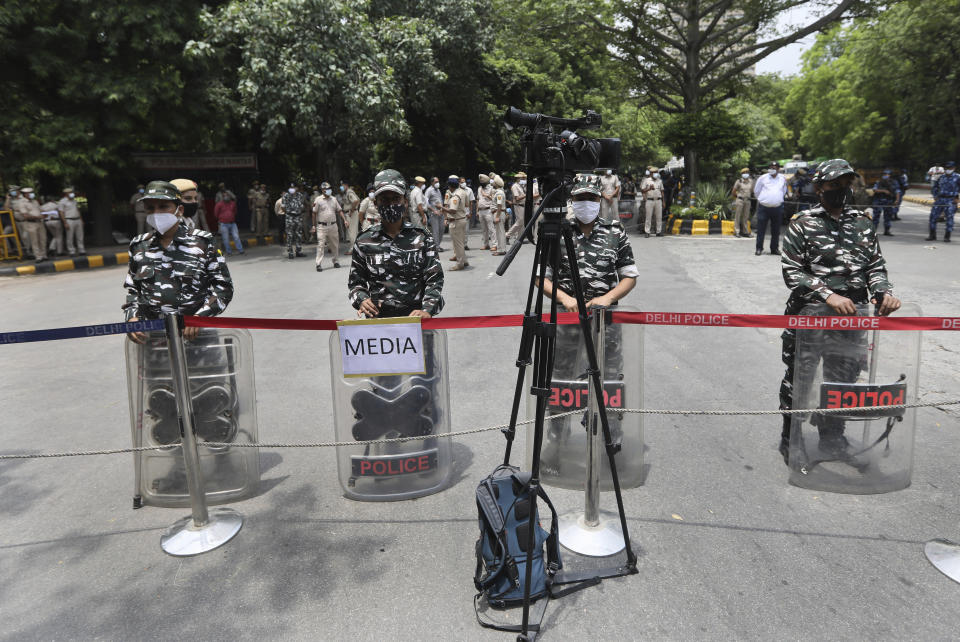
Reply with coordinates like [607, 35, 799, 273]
[497, 172, 637, 641]
[159, 314, 243, 556]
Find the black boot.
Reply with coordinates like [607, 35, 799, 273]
[945, 231, 952, 242]
[926, 231, 937, 241]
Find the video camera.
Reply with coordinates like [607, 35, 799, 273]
[503, 106, 621, 174]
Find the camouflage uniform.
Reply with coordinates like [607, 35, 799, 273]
[930, 170, 960, 238]
[122, 223, 233, 321]
[348, 222, 444, 318]
[779, 205, 893, 445]
[281, 190, 309, 256]
[871, 176, 898, 233]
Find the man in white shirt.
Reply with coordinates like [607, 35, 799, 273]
[752, 161, 788, 256]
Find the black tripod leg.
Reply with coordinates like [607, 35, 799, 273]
[503, 238, 546, 465]
[560, 225, 638, 571]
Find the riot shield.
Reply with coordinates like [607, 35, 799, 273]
[787, 303, 921, 493]
[329, 328, 452, 501]
[618, 199, 635, 223]
[125, 328, 259, 507]
[526, 310, 644, 490]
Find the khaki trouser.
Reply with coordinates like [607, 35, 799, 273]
[315, 222, 339, 266]
[493, 210, 507, 252]
[449, 217, 467, 267]
[733, 198, 752, 235]
[347, 210, 359, 251]
[477, 208, 492, 248]
[506, 203, 525, 241]
[644, 198, 663, 234]
[601, 197, 618, 222]
[21, 220, 47, 259]
[45, 220, 64, 254]
[65, 218, 84, 254]
[135, 211, 147, 236]
[254, 208, 270, 237]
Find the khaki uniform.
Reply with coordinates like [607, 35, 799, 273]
[15, 197, 46, 260]
[409, 186, 427, 227]
[600, 174, 621, 222]
[41, 202, 64, 255]
[477, 184, 495, 249]
[507, 181, 527, 241]
[444, 186, 469, 268]
[313, 195, 342, 267]
[640, 176, 664, 234]
[131, 191, 147, 235]
[342, 187, 361, 251]
[251, 190, 271, 237]
[732, 177, 753, 235]
[492, 187, 507, 252]
[359, 196, 379, 230]
[57, 196, 84, 254]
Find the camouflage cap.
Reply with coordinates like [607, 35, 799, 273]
[374, 169, 406, 197]
[570, 173, 602, 196]
[811, 159, 856, 184]
[139, 180, 181, 203]
[8, 185, 20, 192]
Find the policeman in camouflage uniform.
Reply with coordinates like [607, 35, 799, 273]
[349, 169, 444, 319]
[123, 181, 233, 344]
[541, 173, 639, 447]
[871, 169, 899, 236]
[778, 159, 901, 464]
[928, 160, 960, 242]
[281, 182, 308, 259]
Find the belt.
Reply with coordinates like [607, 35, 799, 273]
[316, 221, 335, 226]
[646, 198, 662, 201]
[66, 217, 81, 220]
[478, 207, 490, 211]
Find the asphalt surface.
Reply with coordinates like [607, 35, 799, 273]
[2, 202, 959, 641]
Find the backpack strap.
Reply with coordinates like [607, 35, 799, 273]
[474, 478, 519, 591]
[536, 485, 562, 575]
[473, 593, 549, 636]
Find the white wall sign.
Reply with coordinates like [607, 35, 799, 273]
[337, 317, 425, 378]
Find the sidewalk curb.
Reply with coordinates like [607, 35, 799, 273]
[0, 235, 276, 277]
[904, 195, 935, 206]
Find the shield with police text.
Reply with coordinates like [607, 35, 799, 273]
[525, 309, 644, 490]
[786, 302, 921, 493]
[125, 327, 259, 508]
[329, 328, 452, 501]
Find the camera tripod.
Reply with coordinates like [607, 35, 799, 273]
[496, 171, 638, 640]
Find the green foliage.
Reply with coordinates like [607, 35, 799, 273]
[690, 182, 728, 216]
[662, 108, 750, 180]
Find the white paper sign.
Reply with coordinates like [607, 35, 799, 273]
[337, 317, 425, 378]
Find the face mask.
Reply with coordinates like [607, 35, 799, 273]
[460, 183, 466, 190]
[182, 202, 199, 218]
[947, 169, 955, 174]
[433, 182, 439, 189]
[28, 193, 35, 199]
[606, 170, 613, 176]
[324, 189, 332, 196]
[519, 180, 526, 186]
[768, 169, 777, 176]
[741, 173, 749, 179]
[288, 188, 296, 194]
[820, 187, 853, 210]
[68, 192, 76, 199]
[653, 173, 660, 179]
[146, 212, 179, 234]
[378, 203, 405, 223]
[8, 191, 15, 196]
[139, 189, 145, 194]
[368, 191, 375, 199]
[340, 185, 346, 192]
[645, 170, 650, 176]
[571, 200, 600, 224]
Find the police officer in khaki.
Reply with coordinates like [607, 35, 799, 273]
[251, 183, 271, 240]
[476, 173, 495, 250]
[491, 174, 507, 255]
[15, 187, 47, 262]
[358, 183, 379, 230]
[409, 176, 428, 227]
[640, 166, 665, 237]
[506, 172, 528, 243]
[340, 179, 361, 253]
[442, 174, 469, 270]
[730, 168, 754, 237]
[600, 169, 621, 222]
[313, 182, 349, 272]
[57, 187, 85, 255]
[130, 184, 148, 235]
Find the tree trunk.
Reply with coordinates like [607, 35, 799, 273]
[684, 147, 699, 193]
[91, 175, 114, 246]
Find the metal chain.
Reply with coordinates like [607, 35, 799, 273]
[1, 400, 957, 460]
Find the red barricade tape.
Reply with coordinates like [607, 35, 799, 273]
[185, 312, 960, 331]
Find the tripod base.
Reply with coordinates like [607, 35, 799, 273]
[558, 510, 625, 557]
[925, 539, 960, 584]
[161, 507, 243, 556]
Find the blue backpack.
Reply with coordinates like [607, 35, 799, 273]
[474, 464, 561, 609]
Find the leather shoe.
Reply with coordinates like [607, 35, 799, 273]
[333, 262, 340, 268]
[316, 265, 322, 272]
[755, 250, 762, 256]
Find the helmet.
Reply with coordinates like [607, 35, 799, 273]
[170, 178, 198, 193]
[570, 173, 602, 196]
[373, 169, 406, 197]
[139, 180, 181, 203]
[812, 159, 856, 184]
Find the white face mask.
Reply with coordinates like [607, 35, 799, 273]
[768, 169, 777, 176]
[433, 182, 439, 189]
[644, 170, 650, 176]
[741, 173, 749, 179]
[606, 169, 613, 176]
[947, 169, 955, 174]
[27, 193, 35, 200]
[324, 189, 332, 196]
[571, 200, 600, 224]
[368, 191, 375, 199]
[518, 180, 526, 186]
[68, 192, 76, 199]
[653, 173, 660, 179]
[288, 187, 296, 194]
[146, 212, 179, 234]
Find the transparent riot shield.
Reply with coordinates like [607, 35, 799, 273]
[125, 328, 259, 508]
[787, 303, 921, 494]
[526, 310, 644, 490]
[329, 329, 452, 501]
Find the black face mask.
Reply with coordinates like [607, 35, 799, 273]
[182, 202, 199, 218]
[378, 203, 405, 223]
[820, 187, 853, 210]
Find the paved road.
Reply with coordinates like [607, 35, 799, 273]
[1, 202, 959, 640]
